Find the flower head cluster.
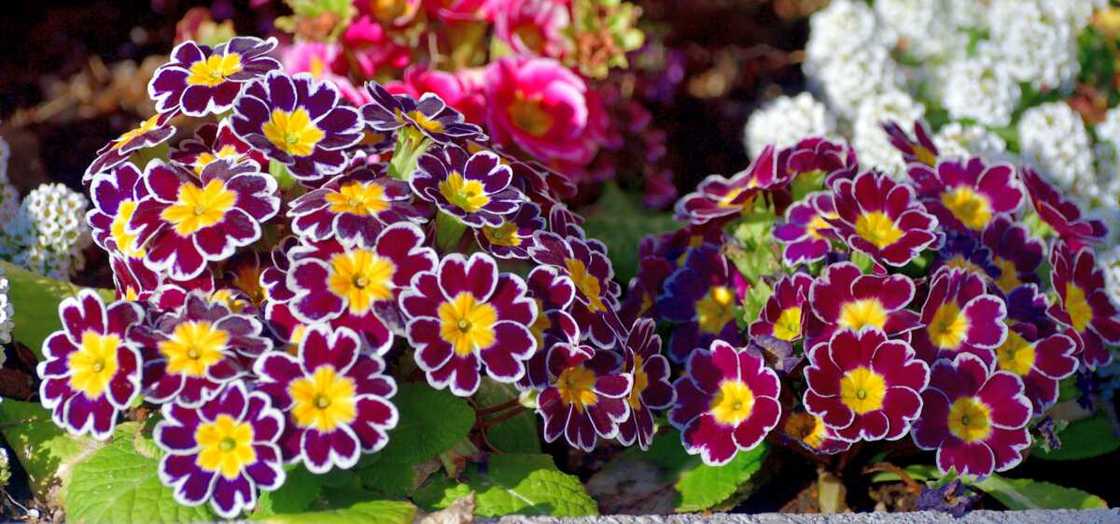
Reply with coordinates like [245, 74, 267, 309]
[0, 182, 93, 279]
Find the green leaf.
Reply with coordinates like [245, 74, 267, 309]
[0, 400, 104, 505]
[974, 475, 1108, 510]
[64, 422, 215, 523]
[254, 500, 416, 524]
[741, 279, 772, 326]
[474, 379, 540, 454]
[582, 184, 677, 285]
[0, 261, 112, 359]
[414, 453, 597, 517]
[1034, 415, 1120, 461]
[634, 431, 768, 512]
[255, 465, 324, 516]
[434, 210, 468, 253]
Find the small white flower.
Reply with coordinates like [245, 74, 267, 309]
[1018, 102, 1094, 194]
[990, 0, 1081, 92]
[875, 0, 965, 60]
[853, 91, 925, 178]
[12, 183, 92, 279]
[1099, 245, 1120, 305]
[809, 46, 903, 119]
[743, 93, 836, 158]
[933, 122, 1011, 164]
[0, 269, 12, 347]
[806, 0, 885, 67]
[938, 46, 1020, 127]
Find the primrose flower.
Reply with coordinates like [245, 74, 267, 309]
[908, 158, 1022, 232]
[231, 71, 363, 183]
[288, 223, 436, 350]
[750, 273, 813, 343]
[529, 232, 622, 347]
[141, 292, 271, 406]
[149, 37, 280, 117]
[915, 268, 1008, 366]
[616, 318, 675, 450]
[400, 253, 538, 396]
[995, 324, 1078, 412]
[933, 232, 1000, 283]
[475, 201, 544, 259]
[657, 245, 744, 362]
[361, 82, 486, 144]
[829, 171, 940, 267]
[804, 329, 929, 442]
[494, 0, 572, 59]
[170, 120, 267, 175]
[288, 165, 427, 247]
[1020, 167, 1107, 250]
[1048, 241, 1120, 369]
[87, 163, 148, 261]
[807, 262, 920, 348]
[774, 192, 838, 266]
[154, 381, 285, 519]
[912, 353, 1032, 478]
[84, 113, 176, 182]
[254, 326, 398, 473]
[389, 66, 487, 125]
[518, 265, 579, 389]
[675, 146, 776, 225]
[412, 147, 523, 228]
[780, 137, 859, 185]
[536, 342, 632, 451]
[883, 120, 939, 167]
[37, 290, 143, 440]
[980, 216, 1044, 294]
[130, 159, 280, 281]
[782, 411, 852, 455]
[669, 340, 782, 466]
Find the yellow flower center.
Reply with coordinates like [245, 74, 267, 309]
[438, 292, 498, 356]
[565, 258, 606, 313]
[928, 302, 970, 350]
[838, 299, 888, 331]
[437, 171, 491, 213]
[696, 286, 736, 334]
[482, 221, 522, 247]
[947, 396, 992, 443]
[289, 366, 358, 432]
[407, 110, 445, 133]
[325, 181, 390, 217]
[915, 146, 937, 167]
[945, 255, 985, 276]
[807, 214, 834, 239]
[839, 366, 887, 415]
[159, 321, 229, 377]
[193, 145, 242, 175]
[195, 414, 257, 479]
[941, 186, 993, 231]
[529, 299, 550, 349]
[993, 257, 1022, 293]
[556, 366, 598, 412]
[109, 199, 145, 259]
[508, 91, 553, 137]
[327, 249, 396, 315]
[710, 380, 755, 426]
[262, 108, 325, 157]
[160, 179, 237, 237]
[67, 331, 122, 398]
[785, 412, 830, 449]
[718, 187, 748, 208]
[772, 306, 803, 341]
[627, 355, 648, 410]
[112, 115, 160, 150]
[1065, 283, 1093, 332]
[996, 330, 1036, 377]
[186, 53, 243, 87]
[854, 211, 904, 249]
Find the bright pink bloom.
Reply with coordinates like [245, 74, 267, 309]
[495, 0, 572, 59]
[341, 16, 412, 79]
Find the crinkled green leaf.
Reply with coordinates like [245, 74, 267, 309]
[414, 453, 597, 517]
[634, 431, 768, 512]
[0, 400, 103, 505]
[0, 261, 113, 359]
[582, 184, 677, 285]
[255, 465, 324, 516]
[254, 500, 416, 524]
[64, 422, 215, 523]
[1035, 415, 1120, 461]
[974, 475, 1108, 510]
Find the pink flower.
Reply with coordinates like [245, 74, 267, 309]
[341, 16, 412, 79]
[495, 0, 572, 59]
[424, 0, 497, 22]
[280, 42, 370, 106]
[387, 67, 487, 124]
[485, 57, 599, 167]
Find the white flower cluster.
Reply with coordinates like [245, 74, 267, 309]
[1018, 102, 1096, 194]
[932, 123, 1009, 164]
[853, 91, 925, 177]
[743, 93, 835, 158]
[0, 267, 12, 350]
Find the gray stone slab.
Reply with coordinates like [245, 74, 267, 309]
[489, 510, 1119, 524]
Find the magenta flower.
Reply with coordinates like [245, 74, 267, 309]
[535, 342, 632, 451]
[231, 71, 363, 183]
[37, 290, 143, 440]
[129, 159, 280, 281]
[149, 37, 280, 116]
[803, 329, 929, 442]
[288, 165, 427, 247]
[980, 216, 1044, 294]
[750, 273, 813, 343]
[912, 354, 1032, 478]
[412, 147, 524, 228]
[87, 163, 149, 262]
[1048, 241, 1120, 369]
[994, 323, 1078, 412]
[495, 0, 571, 59]
[674, 146, 776, 225]
[1020, 167, 1107, 250]
[669, 340, 781, 466]
[475, 201, 544, 259]
[361, 81, 486, 144]
[529, 231, 622, 347]
[908, 157, 1022, 232]
[657, 244, 744, 362]
[170, 120, 267, 175]
[774, 192, 839, 266]
[140, 292, 271, 407]
[914, 268, 1008, 366]
[400, 253, 538, 396]
[807, 262, 920, 349]
[388, 66, 487, 125]
[154, 382, 285, 519]
[340, 16, 411, 78]
[287, 223, 436, 350]
[830, 171, 940, 267]
[84, 113, 176, 182]
[616, 318, 675, 450]
[254, 326, 398, 473]
[517, 265, 579, 390]
[780, 137, 859, 185]
[883, 120, 939, 167]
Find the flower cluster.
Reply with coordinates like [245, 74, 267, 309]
[35, 36, 664, 518]
[0, 175, 92, 279]
[634, 119, 1119, 478]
